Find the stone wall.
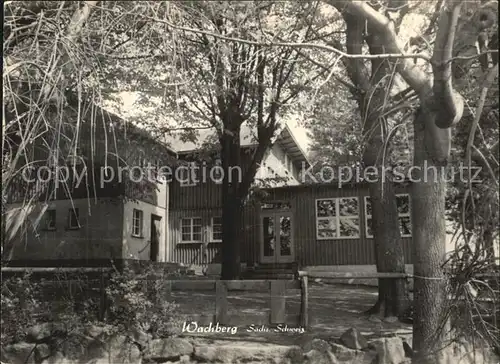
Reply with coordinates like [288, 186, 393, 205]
[2, 324, 498, 364]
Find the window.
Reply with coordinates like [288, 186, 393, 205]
[179, 162, 198, 187]
[181, 217, 202, 242]
[364, 194, 412, 238]
[397, 194, 412, 237]
[44, 209, 56, 230]
[132, 209, 143, 237]
[316, 197, 360, 239]
[150, 159, 161, 181]
[67, 208, 80, 229]
[211, 217, 222, 242]
[262, 201, 292, 210]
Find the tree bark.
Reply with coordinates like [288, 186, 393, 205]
[411, 98, 451, 364]
[341, 12, 410, 317]
[220, 125, 243, 280]
[365, 175, 410, 317]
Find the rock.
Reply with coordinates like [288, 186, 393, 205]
[2, 342, 37, 364]
[303, 349, 338, 364]
[383, 316, 399, 323]
[129, 327, 151, 349]
[86, 334, 142, 364]
[330, 343, 377, 364]
[340, 328, 368, 350]
[57, 335, 88, 360]
[179, 354, 191, 363]
[330, 343, 364, 363]
[285, 346, 305, 364]
[369, 337, 405, 364]
[193, 343, 302, 363]
[144, 338, 193, 361]
[83, 324, 108, 338]
[303, 339, 331, 353]
[26, 323, 67, 342]
[41, 351, 73, 364]
[35, 343, 51, 362]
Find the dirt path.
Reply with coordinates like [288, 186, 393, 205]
[168, 283, 412, 345]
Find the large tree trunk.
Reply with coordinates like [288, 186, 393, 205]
[411, 102, 451, 363]
[220, 125, 243, 280]
[365, 174, 410, 317]
[361, 29, 410, 317]
[336, 12, 410, 317]
[221, 190, 243, 280]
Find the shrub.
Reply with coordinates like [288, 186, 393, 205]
[1, 267, 181, 345]
[104, 265, 181, 338]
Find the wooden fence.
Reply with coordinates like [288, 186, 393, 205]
[2, 268, 498, 330]
[1, 268, 305, 327]
[297, 270, 500, 327]
[164, 279, 303, 327]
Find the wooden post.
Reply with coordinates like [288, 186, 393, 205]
[300, 275, 308, 328]
[270, 280, 286, 324]
[215, 280, 228, 325]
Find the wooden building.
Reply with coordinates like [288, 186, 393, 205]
[166, 124, 412, 275]
[255, 183, 412, 267]
[4, 98, 177, 267]
[169, 178, 412, 275]
[166, 124, 312, 270]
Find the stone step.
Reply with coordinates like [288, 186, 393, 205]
[243, 272, 296, 280]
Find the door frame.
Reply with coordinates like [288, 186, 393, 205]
[150, 214, 162, 262]
[259, 210, 294, 264]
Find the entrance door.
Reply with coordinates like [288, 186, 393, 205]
[150, 214, 162, 262]
[260, 211, 293, 263]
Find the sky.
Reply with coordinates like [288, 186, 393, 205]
[114, 91, 312, 153]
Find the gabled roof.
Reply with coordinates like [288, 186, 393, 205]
[164, 123, 311, 166]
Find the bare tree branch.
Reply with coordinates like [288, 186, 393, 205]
[431, 0, 464, 128]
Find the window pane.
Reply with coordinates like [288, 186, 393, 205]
[399, 216, 412, 236]
[182, 232, 191, 241]
[365, 197, 372, 216]
[192, 232, 202, 241]
[262, 216, 275, 257]
[339, 198, 358, 216]
[339, 217, 359, 238]
[262, 202, 291, 210]
[212, 216, 222, 240]
[193, 225, 202, 235]
[181, 219, 191, 228]
[366, 218, 373, 237]
[317, 199, 336, 217]
[193, 218, 202, 227]
[181, 226, 191, 234]
[317, 218, 337, 238]
[396, 194, 410, 214]
[279, 216, 292, 256]
[132, 209, 142, 235]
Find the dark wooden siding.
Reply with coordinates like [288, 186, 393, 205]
[8, 197, 124, 262]
[169, 180, 413, 267]
[169, 149, 256, 210]
[261, 183, 413, 266]
[168, 204, 259, 265]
